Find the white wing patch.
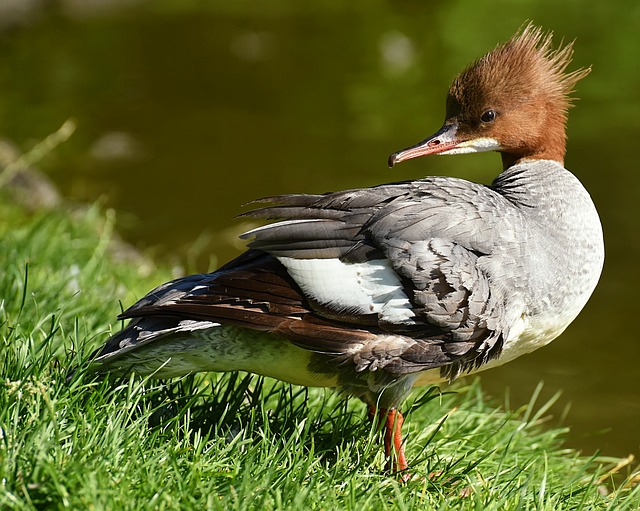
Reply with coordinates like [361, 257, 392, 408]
[277, 257, 415, 324]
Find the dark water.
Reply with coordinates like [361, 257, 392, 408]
[1, 1, 638, 459]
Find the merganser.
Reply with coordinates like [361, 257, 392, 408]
[93, 24, 604, 477]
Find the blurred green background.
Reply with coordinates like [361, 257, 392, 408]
[1, 0, 638, 459]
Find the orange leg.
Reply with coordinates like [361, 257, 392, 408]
[369, 406, 410, 480]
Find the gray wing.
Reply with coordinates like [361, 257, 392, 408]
[97, 177, 525, 381]
[242, 177, 525, 378]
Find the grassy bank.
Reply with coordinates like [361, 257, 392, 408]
[1, 199, 638, 510]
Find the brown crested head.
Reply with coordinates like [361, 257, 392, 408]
[447, 23, 590, 168]
[388, 24, 590, 170]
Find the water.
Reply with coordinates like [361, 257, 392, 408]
[1, 0, 638, 459]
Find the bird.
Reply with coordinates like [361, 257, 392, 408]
[91, 24, 604, 478]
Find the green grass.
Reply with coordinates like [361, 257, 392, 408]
[1, 198, 639, 510]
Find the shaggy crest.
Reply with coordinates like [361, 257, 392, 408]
[448, 23, 591, 117]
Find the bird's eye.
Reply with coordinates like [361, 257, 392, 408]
[480, 109, 497, 123]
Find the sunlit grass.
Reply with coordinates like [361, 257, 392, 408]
[1, 200, 639, 510]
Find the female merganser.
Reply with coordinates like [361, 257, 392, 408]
[93, 24, 604, 477]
